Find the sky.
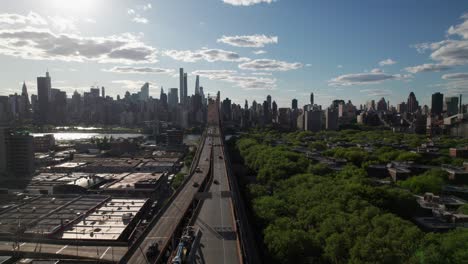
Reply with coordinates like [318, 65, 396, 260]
[0, 0, 467, 108]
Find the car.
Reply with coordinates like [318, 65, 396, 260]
[219, 155, 223, 159]
[195, 167, 202, 173]
[193, 182, 199, 187]
[146, 242, 159, 258]
[213, 179, 219, 185]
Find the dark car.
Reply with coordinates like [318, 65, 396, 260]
[146, 242, 159, 258]
[193, 182, 199, 187]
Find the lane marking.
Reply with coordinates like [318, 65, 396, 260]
[19, 242, 26, 247]
[56, 245, 68, 254]
[100, 246, 111, 259]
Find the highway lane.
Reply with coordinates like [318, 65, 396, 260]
[127, 127, 213, 264]
[194, 127, 241, 264]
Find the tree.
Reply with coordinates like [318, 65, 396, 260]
[399, 169, 447, 194]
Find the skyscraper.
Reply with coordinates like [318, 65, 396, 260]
[183, 73, 188, 104]
[195, 75, 200, 95]
[140, 82, 149, 101]
[160, 87, 168, 107]
[267, 95, 272, 110]
[101, 86, 105, 98]
[407, 92, 419, 113]
[168, 88, 179, 107]
[377, 97, 388, 112]
[445, 96, 459, 116]
[326, 108, 338, 130]
[310, 92, 314, 105]
[179, 68, 184, 104]
[37, 71, 51, 124]
[21, 82, 30, 106]
[431, 92, 443, 116]
[292, 99, 298, 110]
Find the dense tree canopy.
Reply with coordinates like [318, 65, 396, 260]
[231, 130, 468, 264]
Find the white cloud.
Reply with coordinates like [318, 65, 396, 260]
[0, 12, 47, 27]
[411, 13, 468, 67]
[192, 69, 276, 90]
[442, 72, 468, 80]
[111, 80, 157, 90]
[404, 63, 451, 73]
[191, 70, 237, 80]
[447, 12, 468, 39]
[238, 59, 302, 71]
[360, 88, 392, 97]
[84, 18, 96, 24]
[0, 28, 157, 64]
[104, 66, 174, 74]
[253, 50, 267, 55]
[329, 71, 410, 86]
[141, 3, 152, 11]
[132, 16, 149, 24]
[251, 72, 273, 76]
[127, 4, 151, 24]
[163, 48, 248, 62]
[217, 34, 277, 48]
[378, 58, 396, 66]
[48, 16, 78, 32]
[222, 0, 275, 6]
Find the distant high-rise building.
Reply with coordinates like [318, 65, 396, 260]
[168, 88, 179, 107]
[305, 109, 322, 132]
[0, 128, 6, 175]
[179, 68, 184, 104]
[397, 102, 407, 113]
[4, 130, 34, 177]
[326, 108, 338, 130]
[445, 96, 459, 116]
[101, 86, 105, 98]
[222, 98, 232, 121]
[272, 101, 278, 122]
[37, 71, 51, 124]
[310, 92, 314, 105]
[431, 92, 443, 116]
[407, 92, 419, 113]
[160, 87, 168, 107]
[21, 82, 30, 106]
[140, 82, 149, 100]
[366, 100, 376, 111]
[183, 73, 188, 104]
[377, 97, 388, 112]
[195, 75, 200, 95]
[292, 99, 298, 110]
[267, 95, 272, 110]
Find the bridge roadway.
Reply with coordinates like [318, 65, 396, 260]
[126, 126, 214, 264]
[192, 126, 241, 264]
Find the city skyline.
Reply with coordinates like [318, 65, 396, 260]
[0, 0, 468, 107]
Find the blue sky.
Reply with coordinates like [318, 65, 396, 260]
[0, 0, 467, 107]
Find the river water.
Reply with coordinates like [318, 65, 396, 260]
[32, 129, 201, 143]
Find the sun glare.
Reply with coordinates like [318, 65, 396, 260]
[49, 0, 97, 13]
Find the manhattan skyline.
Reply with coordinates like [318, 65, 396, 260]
[0, 0, 467, 107]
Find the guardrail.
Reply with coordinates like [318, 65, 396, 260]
[219, 125, 261, 264]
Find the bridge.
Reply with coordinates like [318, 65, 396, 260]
[123, 96, 259, 263]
